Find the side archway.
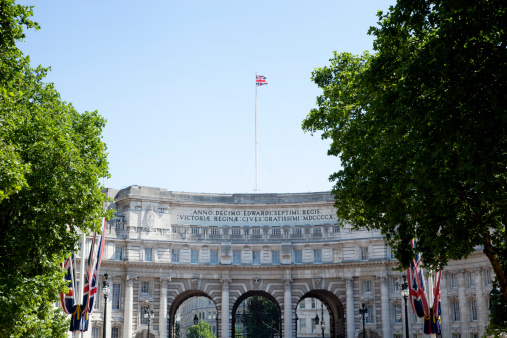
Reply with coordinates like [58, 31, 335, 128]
[297, 289, 345, 338]
[167, 290, 217, 338]
[231, 290, 282, 338]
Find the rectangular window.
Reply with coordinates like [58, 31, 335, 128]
[172, 249, 179, 263]
[365, 305, 373, 324]
[451, 273, 458, 288]
[299, 318, 306, 333]
[468, 271, 475, 288]
[393, 277, 400, 292]
[145, 248, 152, 262]
[363, 280, 372, 293]
[485, 269, 492, 285]
[361, 247, 368, 260]
[111, 328, 119, 338]
[470, 334, 479, 338]
[294, 250, 303, 264]
[172, 226, 178, 233]
[92, 327, 99, 338]
[252, 251, 260, 265]
[332, 226, 340, 233]
[311, 317, 316, 332]
[233, 251, 241, 265]
[311, 298, 316, 309]
[94, 284, 100, 309]
[231, 228, 241, 236]
[394, 304, 402, 323]
[191, 250, 199, 264]
[210, 227, 219, 235]
[452, 301, 460, 322]
[470, 300, 477, 321]
[115, 246, 123, 261]
[252, 228, 261, 235]
[313, 227, 322, 234]
[272, 228, 281, 235]
[300, 300, 306, 309]
[141, 281, 149, 294]
[210, 250, 219, 265]
[191, 227, 199, 234]
[452, 335, 461, 338]
[313, 249, 322, 264]
[272, 251, 280, 265]
[112, 284, 121, 310]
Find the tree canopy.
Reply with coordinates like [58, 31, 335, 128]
[303, 0, 507, 305]
[0, 1, 110, 336]
[187, 320, 215, 338]
[240, 296, 280, 338]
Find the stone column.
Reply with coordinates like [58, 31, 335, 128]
[221, 278, 231, 338]
[380, 276, 391, 338]
[159, 277, 170, 338]
[474, 269, 486, 337]
[282, 277, 293, 338]
[344, 277, 355, 338]
[124, 276, 136, 338]
[457, 270, 469, 332]
[440, 273, 450, 336]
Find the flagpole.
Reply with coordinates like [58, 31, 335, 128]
[255, 72, 259, 192]
[79, 233, 86, 338]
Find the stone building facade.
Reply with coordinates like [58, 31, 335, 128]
[74, 186, 493, 338]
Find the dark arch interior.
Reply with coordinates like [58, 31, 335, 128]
[167, 290, 216, 338]
[297, 290, 345, 338]
[231, 290, 282, 338]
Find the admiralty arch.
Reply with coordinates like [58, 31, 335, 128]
[80, 185, 493, 338]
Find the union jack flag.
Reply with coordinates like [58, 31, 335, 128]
[83, 218, 106, 315]
[60, 254, 76, 314]
[407, 239, 430, 318]
[424, 270, 442, 335]
[256, 75, 268, 86]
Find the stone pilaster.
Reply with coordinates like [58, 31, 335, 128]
[282, 277, 293, 338]
[457, 270, 469, 333]
[159, 277, 170, 338]
[344, 276, 355, 338]
[380, 275, 391, 338]
[221, 278, 231, 338]
[440, 272, 450, 336]
[474, 269, 486, 337]
[124, 276, 137, 338]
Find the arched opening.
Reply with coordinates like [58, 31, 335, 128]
[296, 290, 345, 338]
[356, 329, 381, 338]
[231, 290, 282, 338]
[168, 290, 218, 338]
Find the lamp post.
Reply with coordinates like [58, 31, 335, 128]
[102, 274, 110, 338]
[144, 308, 154, 338]
[359, 303, 368, 338]
[314, 314, 319, 336]
[490, 282, 500, 310]
[401, 275, 410, 338]
[295, 313, 298, 338]
[194, 314, 199, 325]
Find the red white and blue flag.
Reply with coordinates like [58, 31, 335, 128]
[83, 218, 106, 315]
[60, 254, 77, 315]
[256, 75, 268, 86]
[407, 239, 430, 318]
[424, 270, 442, 335]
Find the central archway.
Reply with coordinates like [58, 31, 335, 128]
[231, 290, 282, 338]
[297, 290, 345, 338]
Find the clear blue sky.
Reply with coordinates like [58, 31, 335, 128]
[19, 0, 395, 194]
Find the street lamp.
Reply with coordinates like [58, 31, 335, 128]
[314, 314, 319, 335]
[194, 314, 199, 325]
[359, 303, 368, 338]
[400, 275, 410, 338]
[295, 313, 298, 338]
[144, 308, 154, 338]
[490, 282, 500, 310]
[102, 274, 110, 338]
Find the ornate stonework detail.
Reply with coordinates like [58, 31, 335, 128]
[314, 277, 323, 288]
[342, 276, 353, 286]
[281, 277, 293, 288]
[191, 277, 198, 289]
[126, 275, 138, 287]
[143, 206, 157, 231]
[253, 277, 261, 290]
[160, 277, 171, 288]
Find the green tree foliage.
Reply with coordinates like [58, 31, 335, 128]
[0, 1, 110, 336]
[302, 0, 507, 306]
[187, 320, 215, 338]
[241, 296, 280, 338]
[485, 282, 507, 337]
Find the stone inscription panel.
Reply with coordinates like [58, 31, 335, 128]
[173, 206, 337, 226]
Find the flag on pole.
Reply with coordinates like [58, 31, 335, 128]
[407, 239, 430, 318]
[256, 75, 268, 86]
[60, 254, 77, 314]
[424, 270, 442, 335]
[83, 218, 106, 315]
